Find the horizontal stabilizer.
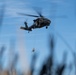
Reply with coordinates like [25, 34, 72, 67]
[20, 26, 32, 31]
[20, 27, 26, 30]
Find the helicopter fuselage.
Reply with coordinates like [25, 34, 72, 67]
[18, 12, 51, 32]
[20, 17, 51, 32]
[33, 17, 51, 27]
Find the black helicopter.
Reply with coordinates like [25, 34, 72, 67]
[18, 12, 51, 32]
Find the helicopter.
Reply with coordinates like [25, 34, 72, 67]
[18, 11, 51, 32]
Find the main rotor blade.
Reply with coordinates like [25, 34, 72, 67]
[32, 7, 44, 17]
[37, 11, 44, 17]
[18, 13, 39, 17]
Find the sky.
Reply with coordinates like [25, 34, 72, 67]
[0, 0, 76, 74]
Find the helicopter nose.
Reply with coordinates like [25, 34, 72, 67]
[47, 19, 51, 25]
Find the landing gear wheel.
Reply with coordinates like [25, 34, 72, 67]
[31, 28, 33, 31]
[46, 26, 48, 29]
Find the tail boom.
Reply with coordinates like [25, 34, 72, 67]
[20, 26, 32, 31]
